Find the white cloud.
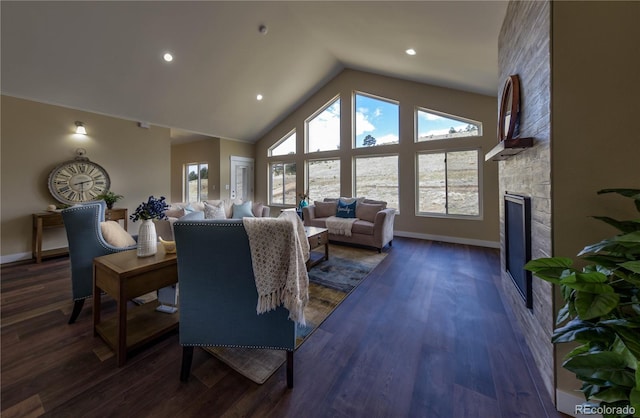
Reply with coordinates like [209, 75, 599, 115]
[373, 108, 382, 118]
[376, 134, 399, 144]
[355, 111, 375, 135]
[308, 111, 340, 151]
[421, 112, 442, 121]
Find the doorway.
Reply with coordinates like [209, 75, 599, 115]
[230, 156, 254, 202]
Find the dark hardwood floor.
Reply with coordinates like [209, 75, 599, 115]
[1, 237, 566, 417]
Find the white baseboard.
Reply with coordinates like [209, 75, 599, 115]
[393, 230, 500, 249]
[556, 389, 603, 418]
[1, 252, 32, 265]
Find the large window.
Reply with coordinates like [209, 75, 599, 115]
[185, 163, 208, 202]
[354, 93, 399, 148]
[354, 155, 399, 210]
[416, 108, 481, 142]
[270, 162, 297, 205]
[416, 149, 479, 216]
[269, 130, 296, 156]
[307, 159, 340, 201]
[306, 97, 340, 153]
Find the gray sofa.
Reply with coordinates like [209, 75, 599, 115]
[302, 198, 395, 252]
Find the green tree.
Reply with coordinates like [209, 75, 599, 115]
[200, 166, 208, 179]
[448, 127, 457, 134]
[363, 135, 377, 147]
[187, 171, 197, 181]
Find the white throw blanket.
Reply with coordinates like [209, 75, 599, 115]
[325, 215, 359, 237]
[242, 214, 309, 325]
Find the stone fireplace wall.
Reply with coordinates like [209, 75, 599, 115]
[497, 0, 554, 398]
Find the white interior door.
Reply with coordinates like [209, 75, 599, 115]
[230, 156, 254, 202]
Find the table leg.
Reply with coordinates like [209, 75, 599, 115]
[33, 217, 43, 263]
[117, 289, 127, 367]
[93, 266, 100, 337]
[324, 241, 329, 262]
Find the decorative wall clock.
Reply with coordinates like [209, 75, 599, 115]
[48, 148, 111, 204]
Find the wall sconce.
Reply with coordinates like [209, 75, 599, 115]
[75, 121, 87, 135]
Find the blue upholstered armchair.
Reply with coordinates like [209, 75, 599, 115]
[173, 219, 296, 388]
[61, 201, 136, 324]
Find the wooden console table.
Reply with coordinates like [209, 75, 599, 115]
[32, 208, 127, 263]
[93, 247, 178, 366]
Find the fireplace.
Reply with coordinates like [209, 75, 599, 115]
[505, 193, 532, 309]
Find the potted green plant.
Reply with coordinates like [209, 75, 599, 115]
[96, 191, 123, 209]
[525, 189, 640, 417]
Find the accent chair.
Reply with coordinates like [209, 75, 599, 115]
[173, 218, 296, 388]
[61, 201, 136, 324]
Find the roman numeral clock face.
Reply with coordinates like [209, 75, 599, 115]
[48, 158, 111, 205]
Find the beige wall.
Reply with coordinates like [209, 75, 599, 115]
[255, 69, 500, 246]
[1, 95, 171, 263]
[171, 139, 221, 202]
[551, 0, 640, 400]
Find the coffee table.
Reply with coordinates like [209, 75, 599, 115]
[93, 247, 179, 366]
[305, 226, 329, 270]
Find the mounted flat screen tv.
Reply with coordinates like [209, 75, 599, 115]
[505, 193, 532, 309]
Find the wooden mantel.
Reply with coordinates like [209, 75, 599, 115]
[485, 137, 534, 161]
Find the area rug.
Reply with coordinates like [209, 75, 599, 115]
[203, 244, 387, 384]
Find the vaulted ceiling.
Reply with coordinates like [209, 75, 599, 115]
[1, 1, 507, 143]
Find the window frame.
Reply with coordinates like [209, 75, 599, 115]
[268, 129, 296, 157]
[268, 161, 297, 206]
[353, 91, 400, 149]
[306, 158, 341, 202]
[305, 94, 341, 154]
[414, 106, 483, 143]
[184, 162, 208, 202]
[415, 147, 483, 219]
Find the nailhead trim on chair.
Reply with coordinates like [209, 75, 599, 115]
[183, 343, 292, 350]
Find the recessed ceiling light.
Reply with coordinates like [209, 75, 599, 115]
[163, 52, 174, 62]
[405, 48, 416, 56]
[256, 94, 263, 101]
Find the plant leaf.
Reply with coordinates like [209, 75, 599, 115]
[593, 216, 640, 233]
[564, 352, 635, 387]
[556, 303, 570, 325]
[592, 387, 630, 402]
[553, 319, 615, 344]
[613, 327, 640, 360]
[525, 257, 574, 284]
[561, 272, 614, 294]
[575, 292, 619, 319]
[597, 188, 640, 213]
[621, 261, 640, 274]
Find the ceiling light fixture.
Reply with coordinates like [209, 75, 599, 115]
[258, 24, 268, 35]
[163, 52, 174, 62]
[75, 121, 87, 135]
[256, 94, 263, 101]
[405, 48, 417, 56]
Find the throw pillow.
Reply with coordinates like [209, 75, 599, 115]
[252, 202, 265, 217]
[164, 208, 185, 218]
[100, 221, 136, 247]
[356, 203, 384, 223]
[339, 196, 365, 206]
[232, 201, 255, 218]
[336, 199, 357, 218]
[314, 201, 337, 218]
[203, 201, 226, 219]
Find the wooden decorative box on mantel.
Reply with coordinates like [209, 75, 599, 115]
[485, 137, 534, 161]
